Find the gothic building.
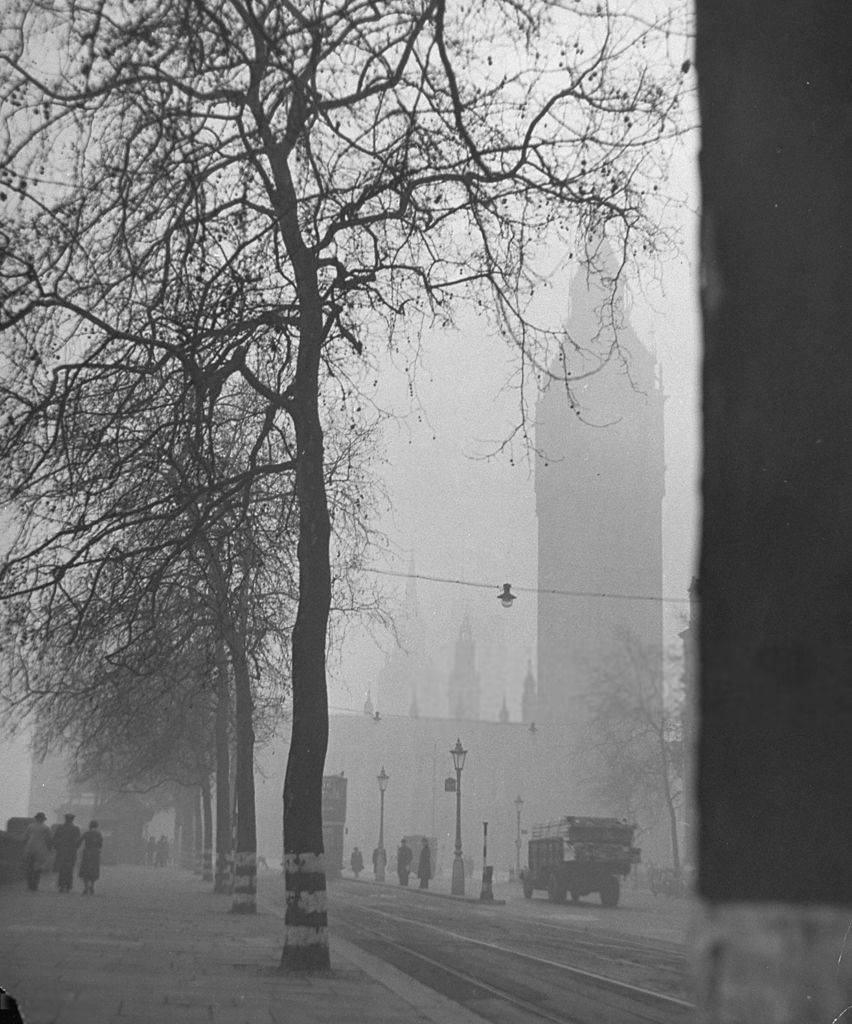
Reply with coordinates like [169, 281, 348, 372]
[447, 614, 480, 720]
[375, 560, 440, 718]
[521, 660, 538, 727]
[535, 260, 665, 729]
[373, 564, 531, 724]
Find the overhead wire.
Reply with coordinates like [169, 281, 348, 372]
[363, 566, 692, 604]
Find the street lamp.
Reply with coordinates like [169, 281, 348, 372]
[514, 795, 524, 881]
[498, 583, 517, 608]
[376, 766, 389, 882]
[450, 738, 468, 896]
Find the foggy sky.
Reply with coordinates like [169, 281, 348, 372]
[330, 142, 701, 721]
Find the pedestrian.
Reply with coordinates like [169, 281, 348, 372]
[396, 837, 412, 887]
[78, 820, 103, 895]
[146, 835, 156, 866]
[350, 846, 364, 879]
[53, 813, 81, 892]
[22, 812, 52, 892]
[417, 838, 431, 890]
[155, 835, 169, 867]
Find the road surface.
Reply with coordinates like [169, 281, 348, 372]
[264, 874, 695, 1024]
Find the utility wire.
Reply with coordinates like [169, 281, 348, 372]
[364, 566, 692, 605]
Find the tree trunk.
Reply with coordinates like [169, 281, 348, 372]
[193, 786, 203, 876]
[659, 735, 681, 873]
[177, 788, 194, 870]
[665, 791, 681, 875]
[214, 644, 233, 894]
[172, 795, 181, 867]
[280, 394, 331, 969]
[201, 774, 214, 883]
[695, 2, 852, 1018]
[229, 636, 257, 913]
[265, 141, 332, 971]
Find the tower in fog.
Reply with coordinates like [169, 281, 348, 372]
[447, 614, 480, 720]
[535, 263, 664, 728]
[376, 560, 441, 717]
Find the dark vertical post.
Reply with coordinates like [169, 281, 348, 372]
[479, 821, 493, 902]
[450, 739, 466, 896]
[695, 1, 852, 1016]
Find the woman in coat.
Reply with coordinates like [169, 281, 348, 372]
[23, 812, 53, 891]
[78, 820, 104, 895]
[417, 838, 431, 890]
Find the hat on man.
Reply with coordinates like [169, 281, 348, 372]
[64, 813, 75, 821]
[33, 812, 46, 821]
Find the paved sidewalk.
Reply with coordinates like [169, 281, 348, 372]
[0, 865, 486, 1024]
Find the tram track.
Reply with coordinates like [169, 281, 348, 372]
[329, 898, 695, 1024]
[332, 885, 690, 999]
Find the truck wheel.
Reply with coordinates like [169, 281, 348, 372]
[522, 875, 534, 899]
[600, 876, 620, 908]
[548, 873, 566, 904]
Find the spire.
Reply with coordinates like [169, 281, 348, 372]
[521, 660, 538, 726]
[447, 613, 480, 720]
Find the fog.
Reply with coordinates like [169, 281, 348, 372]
[329, 140, 701, 722]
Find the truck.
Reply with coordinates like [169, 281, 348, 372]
[522, 816, 640, 908]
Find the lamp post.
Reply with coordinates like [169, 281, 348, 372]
[451, 738, 467, 896]
[514, 795, 524, 881]
[376, 766, 389, 882]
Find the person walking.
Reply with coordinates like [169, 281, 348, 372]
[22, 812, 52, 892]
[350, 846, 364, 879]
[146, 835, 156, 866]
[78, 820, 103, 895]
[53, 813, 81, 892]
[155, 835, 169, 867]
[417, 838, 431, 890]
[396, 838, 412, 887]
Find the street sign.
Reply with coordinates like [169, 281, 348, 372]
[444, 777, 456, 792]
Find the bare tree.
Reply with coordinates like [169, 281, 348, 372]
[1, 0, 689, 968]
[578, 631, 684, 871]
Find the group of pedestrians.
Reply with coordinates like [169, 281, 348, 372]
[396, 837, 432, 889]
[23, 812, 103, 895]
[356, 838, 431, 888]
[145, 834, 171, 867]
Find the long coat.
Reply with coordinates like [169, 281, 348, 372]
[397, 843, 412, 870]
[23, 821, 52, 871]
[417, 843, 431, 882]
[53, 822, 81, 871]
[78, 828, 103, 881]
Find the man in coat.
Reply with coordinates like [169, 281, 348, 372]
[396, 838, 412, 886]
[53, 813, 81, 892]
[23, 812, 52, 891]
[417, 838, 432, 889]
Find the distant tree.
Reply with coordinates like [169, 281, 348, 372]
[0, 0, 689, 968]
[578, 631, 684, 871]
